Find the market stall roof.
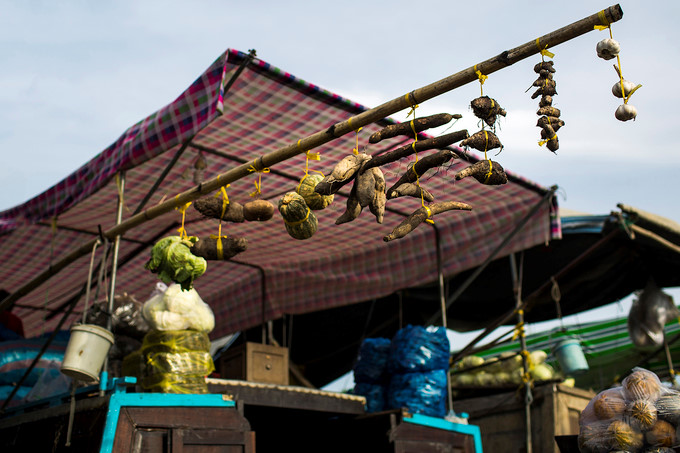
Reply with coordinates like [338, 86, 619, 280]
[0, 49, 558, 347]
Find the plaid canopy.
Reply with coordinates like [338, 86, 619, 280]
[0, 49, 559, 340]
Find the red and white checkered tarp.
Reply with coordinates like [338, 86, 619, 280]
[0, 49, 560, 339]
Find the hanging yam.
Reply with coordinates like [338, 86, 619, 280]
[190, 236, 248, 261]
[536, 106, 561, 118]
[539, 95, 553, 107]
[540, 127, 559, 152]
[383, 201, 472, 242]
[243, 199, 275, 221]
[295, 173, 334, 210]
[355, 165, 377, 208]
[385, 149, 457, 197]
[387, 183, 435, 202]
[454, 160, 508, 185]
[193, 197, 245, 223]
[315, 153, 371, 196]
[360, 130, 468, 174]
[368, 113, 459, 144]
[368, 167, 386, 224]
[335, 185, 362, 225]
[459, 130, 503, 153]
[531, 83, 557, 99]
[278, 192, 318, 240]
[536, 116, 565, 132]
[534, 61, 555, 73]
[470, 96, 506, 126]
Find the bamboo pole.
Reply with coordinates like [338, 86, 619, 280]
[0, 5, 624, 313]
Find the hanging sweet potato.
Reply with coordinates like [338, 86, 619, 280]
[315, 153, 372, 196]
[190, 236, 248, 261]
[470, 96, 506, 127]
[368, 113, 459, 144]
[383, 201, 473, 242]
[387, 182, 435, 202]
[193, 197, 245, 223]
[459, 130, 503, 153]
[368, 167, 386, 224]
[355, 165, 377, 208]
[385, 149, 456, 197]
[335, 184, 362, 225]
[243, 199, 275, 221]
[454, 160, 508, 185]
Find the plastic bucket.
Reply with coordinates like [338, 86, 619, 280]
[60, 324, 114, 382]
[553, 338, 589, 376]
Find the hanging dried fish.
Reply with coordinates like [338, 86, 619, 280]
[368, 113, 460, 144]
[454, 160, 508, 185]
[383, 201, 472, 242]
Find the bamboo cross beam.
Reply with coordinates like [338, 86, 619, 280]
[0, 4, 624, 312]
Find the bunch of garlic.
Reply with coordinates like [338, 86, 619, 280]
[596, 37, 641, 122]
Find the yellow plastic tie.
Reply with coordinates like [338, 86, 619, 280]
[284, 207, 311, 226]
[424, 205, 435, 225]
[535, 38, 555, 60]
[352, 127, 362, 155]
[483, 160, 493, 184]
[483, 130, 489, 161]
[404, 93, 419, 119]
[538, 134, 557, 147]
[174, 196, 192, 239]
[512, 321, 525, 341]
[247, 165, 270, 197]
[474, 64, 487, 95]
[597, 9, 610, 28]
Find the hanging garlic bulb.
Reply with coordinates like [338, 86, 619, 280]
[612, 79, 637, 98]
[596, 38, 621, 60]
[615, 104, 637, 122]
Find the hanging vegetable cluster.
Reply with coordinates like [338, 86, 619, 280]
[530, 41, 564, 154]
[595, 22, 641, 121]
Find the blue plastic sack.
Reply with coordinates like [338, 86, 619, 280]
[387, 369, 447, 418]
[388, 325, 450, 373]
[353, 337, 391, 384]
[353, 382, 386, 413]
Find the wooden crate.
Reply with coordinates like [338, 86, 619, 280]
[453, 383, 594, 453]
[217, 342, 289, 385]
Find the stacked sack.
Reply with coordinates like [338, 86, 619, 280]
[578, 367, 680, 452]
[387, 325, 450, 418]
[123, 283, 215, 393]
[352, 337, 391, 412]
[353, 325, 450, 417]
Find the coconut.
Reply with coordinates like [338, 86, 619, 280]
[645, 419, 676, 447]
[593, 388, 627, 420]
[607, 419, 644, 451]
[622, 368, 662, 402]
[627, 398, 658, 430]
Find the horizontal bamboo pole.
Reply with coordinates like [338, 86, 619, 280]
[0, 4, 623, 313]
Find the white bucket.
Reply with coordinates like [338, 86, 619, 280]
[60, 324, 114, 383]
